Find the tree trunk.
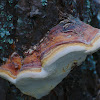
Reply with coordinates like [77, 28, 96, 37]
[0, 0, 100, 100]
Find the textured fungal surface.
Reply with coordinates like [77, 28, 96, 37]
[0, 18, 100, 99]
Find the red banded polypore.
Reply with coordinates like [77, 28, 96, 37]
[0, 18, 100, 99]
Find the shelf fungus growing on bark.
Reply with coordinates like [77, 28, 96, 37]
[0, 18, 100, 99]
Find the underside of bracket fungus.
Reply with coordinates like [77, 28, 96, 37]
[0, 17, 100, 99]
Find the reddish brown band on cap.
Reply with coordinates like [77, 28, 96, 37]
[0, 52, 22, 76]
[21, 51, 41, 71]
[40, 18, 99, 58]
[0, 18, 99, 76]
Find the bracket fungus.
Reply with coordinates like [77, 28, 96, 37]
[0, 18, 100, 99]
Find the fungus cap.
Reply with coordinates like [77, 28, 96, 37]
[0, 18, 100, 99]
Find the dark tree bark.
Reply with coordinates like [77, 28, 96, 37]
[0, 0, 100, 100]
